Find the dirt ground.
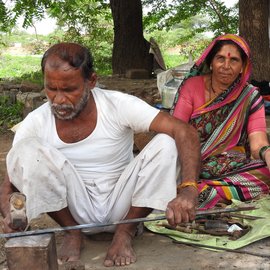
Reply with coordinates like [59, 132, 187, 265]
[1, 77, 270, 269]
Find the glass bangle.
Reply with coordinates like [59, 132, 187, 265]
[259, 145, 270, 161]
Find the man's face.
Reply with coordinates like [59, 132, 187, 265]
[44, 57, 95, 120]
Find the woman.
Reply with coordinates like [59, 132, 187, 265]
[171, 34, 270, 209]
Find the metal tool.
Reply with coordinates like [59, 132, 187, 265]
[0, 205, 257, 238]
[9, 192, 27, 230]
[222, 212, 264, 220]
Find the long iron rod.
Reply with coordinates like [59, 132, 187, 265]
[0, 206, 257, 238]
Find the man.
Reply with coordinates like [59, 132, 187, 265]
[0, 43, 200, 267]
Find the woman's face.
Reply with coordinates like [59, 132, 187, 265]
[211, 44, 244, 87]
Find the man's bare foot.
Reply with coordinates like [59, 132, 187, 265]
[57, 230, 83, 264]
[104, 230, 136, 267]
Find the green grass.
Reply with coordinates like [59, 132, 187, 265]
[0, 95, 24, 132]
[0, 51, 188, 84]
[0, 54, 43, 84]
[0, 54, 41, 132]
[162, 52, 188, 69]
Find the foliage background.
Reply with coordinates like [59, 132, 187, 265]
[0, 0, 238, 129]
[0, 0, 238, 78]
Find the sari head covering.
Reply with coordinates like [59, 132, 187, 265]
[171, 34, 252, 117]
[172, 34, 260, 160]
[171, 34, 269, 209]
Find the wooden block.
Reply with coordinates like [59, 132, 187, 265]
[5, 233, 58, 270]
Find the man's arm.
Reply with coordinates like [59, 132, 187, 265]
[149, 111, 201, 226]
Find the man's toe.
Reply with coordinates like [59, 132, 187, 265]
[125, 256, 131, 265]
[103, 258, 114, 267]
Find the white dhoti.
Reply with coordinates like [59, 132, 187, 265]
[6, 134, 180, 232]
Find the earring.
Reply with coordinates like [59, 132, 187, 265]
[210, 66, 212, 70]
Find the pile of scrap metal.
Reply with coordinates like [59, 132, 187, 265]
[158, 206, 262, 240]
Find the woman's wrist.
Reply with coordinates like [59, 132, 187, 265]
[263, 148, 270, 163]
[259, 145, 270, 162]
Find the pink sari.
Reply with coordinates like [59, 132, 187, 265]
[171, 34, 270, 209]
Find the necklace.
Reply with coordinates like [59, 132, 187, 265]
[208, 75, 216, 100]
[208, 75, 221, 100]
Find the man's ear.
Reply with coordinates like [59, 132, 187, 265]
[88, 72, 97, 88]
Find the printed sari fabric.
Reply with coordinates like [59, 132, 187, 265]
[171, 34, 270, 210]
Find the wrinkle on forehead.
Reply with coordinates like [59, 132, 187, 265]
[45, 55, 77, 72]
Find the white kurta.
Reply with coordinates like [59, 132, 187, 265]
[7, 87, 180, 232]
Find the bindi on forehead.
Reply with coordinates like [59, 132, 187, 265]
[227, 52, 231, 58]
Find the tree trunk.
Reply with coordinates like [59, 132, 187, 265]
[239, 0, 270, 81]
[110, 0, 153, 76]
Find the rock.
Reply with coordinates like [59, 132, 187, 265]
[19, 82, 43, 92]
[16, 92, 47, 118]
[125, 69, 150, 79]
[0, 82, 42, 93]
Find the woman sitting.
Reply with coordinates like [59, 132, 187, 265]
[171, 34, 270, 209]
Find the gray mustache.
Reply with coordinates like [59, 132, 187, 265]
[51, 104, 74, 110]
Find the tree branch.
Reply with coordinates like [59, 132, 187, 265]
[207, 0, 226, 26]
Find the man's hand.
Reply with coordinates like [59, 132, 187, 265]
[0, 175, 27, 233]
[1, 214, 18, 233]
[166, 186, 198, 227]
